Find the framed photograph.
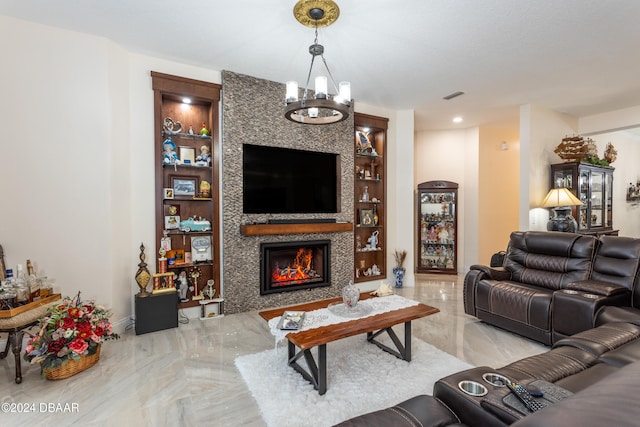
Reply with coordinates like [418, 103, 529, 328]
[171, 175, 198, 197]
[163, 188, 174, 199]
[179, 146, 196, 165]
[164, 215, 180, 229]
[152, 272, 176, 294]
[360, 208, 374, 226]
[191, 235, 212, 262]
[173, 249, 185, 264]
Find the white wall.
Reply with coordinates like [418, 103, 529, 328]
[0, 15, 223, 326]
[0, 15, 116, 316]
[520, 104, 578, 230]
[414, 128, 478, 272]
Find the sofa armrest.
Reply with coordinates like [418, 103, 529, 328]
[470, 265, 512, 281]
[566, 280, 630, 297]
[333, 395, 464, 427]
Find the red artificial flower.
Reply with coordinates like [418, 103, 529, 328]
[47, 339, 66, 354]
[68, 338, 88, 355]
[76, 321, 92, 333]
[58, 317, 76, 330]
[94, 326, 105, 337]
[67, 307, 83, 319]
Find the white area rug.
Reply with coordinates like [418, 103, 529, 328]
[235, 335, 473, 427]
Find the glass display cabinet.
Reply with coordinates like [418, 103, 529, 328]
[416, 181, 458, 274]
[550, 162, 617, 236]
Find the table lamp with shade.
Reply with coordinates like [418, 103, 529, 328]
[540, 188, 584, 232]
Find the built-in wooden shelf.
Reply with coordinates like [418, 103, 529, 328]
[240, 222, 353, 236]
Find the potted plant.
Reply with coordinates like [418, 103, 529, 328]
[24, 292, 119, 380]
[393, 250, 407, 288]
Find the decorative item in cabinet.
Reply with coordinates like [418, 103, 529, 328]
[550, 162, 616, 235]
[152, 71, 222, 313]
[354, 112, 388, 283]
[416, 181, 458, 274]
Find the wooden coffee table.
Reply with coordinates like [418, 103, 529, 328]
[259, 294, 439, 395]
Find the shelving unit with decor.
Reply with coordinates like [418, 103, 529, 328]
[416, 181, 458, 274]
[151, 71, 223, 316]
[354, 113, 388, 283]
[550, 161, 617, 236]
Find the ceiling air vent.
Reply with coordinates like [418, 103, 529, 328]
[443, 91, 464, 100]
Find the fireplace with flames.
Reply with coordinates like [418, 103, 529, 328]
[260, 240, 331, 295]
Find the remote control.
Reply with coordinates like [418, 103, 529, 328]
[506, 381, 548, 412]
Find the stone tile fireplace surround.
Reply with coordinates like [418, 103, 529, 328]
[221, 71, 354, 314]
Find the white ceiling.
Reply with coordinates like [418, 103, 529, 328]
[2, 0, 640, 131]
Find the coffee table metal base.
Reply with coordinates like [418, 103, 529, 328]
[287, 320, 412, 395]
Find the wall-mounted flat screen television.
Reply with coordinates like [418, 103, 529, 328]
[242, 144, 340, 214]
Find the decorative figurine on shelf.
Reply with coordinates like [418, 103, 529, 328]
[177, 270, 190, 302]
[367, 230, 379, 250]
[199, 180, 211, 198]
[204, 279, 216, 300]
[196, 145, 211, 166]
[163, 138, 179, 165]
[438, 226, 449, 244]
[199, 121, 210, 136]
[356, 130, 372, 154]
[163, 117, 183, 135]
[188, 124, 195, 135]
[135, 243, 151, 297]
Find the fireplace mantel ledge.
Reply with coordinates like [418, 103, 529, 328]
[240, 222, 353, 236]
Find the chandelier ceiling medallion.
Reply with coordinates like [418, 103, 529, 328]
[285, 0, 351, 125]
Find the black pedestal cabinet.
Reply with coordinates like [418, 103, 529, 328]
[135, 292, 178, 335]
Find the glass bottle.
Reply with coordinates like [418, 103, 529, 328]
[26, 259, 39, 301]
[15, 264, 29, 305]
[373, 204, 379, 226]
[361, 185, 370, 202]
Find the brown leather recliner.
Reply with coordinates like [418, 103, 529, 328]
[464, 231, 598, 345]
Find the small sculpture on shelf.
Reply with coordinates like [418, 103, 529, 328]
[199, 180, 211, 198]
[190, 266, 203, 301]
[366, 230, 379, 250]
[163, 117, 183, 135]
[134, 243, 151, 297]
[196, 145, 211, 166]
[177, 270, 190, 302]
[162, 138, 179, 165]
[188, 124, 195, 135]
[199, 121, 210, 136]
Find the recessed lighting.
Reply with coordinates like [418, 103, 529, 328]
[452, 117, 463, 123]
[182, 97, 192, 104]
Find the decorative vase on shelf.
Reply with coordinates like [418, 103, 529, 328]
[342, 280, 360, 308]
[393, 267, 406, 288]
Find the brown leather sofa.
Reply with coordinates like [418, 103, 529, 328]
[336, 321, 640, 427]
[464, 231, 640, 345]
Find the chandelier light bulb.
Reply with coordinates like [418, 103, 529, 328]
[285, 81, 299, 104]
[315, 76, 328, 99]
[338, 81, 351, 104]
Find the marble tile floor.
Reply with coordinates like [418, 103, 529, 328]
[1, 274, 547, 427]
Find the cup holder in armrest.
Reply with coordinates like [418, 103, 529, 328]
[458, 380, 488, 396]
[482, 373, 509, 387]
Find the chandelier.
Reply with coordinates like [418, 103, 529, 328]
[285, 0, 351, 125]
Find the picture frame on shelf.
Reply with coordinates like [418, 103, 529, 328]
[152, 272, 176, 294]
[163, 188, 174, 199]
[191, 235, 212, 262]
[164, 215, 180, 229]
[171, 175, 198, 197]
[359, 208, 374, 227]
[179, 146, 196, 165]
